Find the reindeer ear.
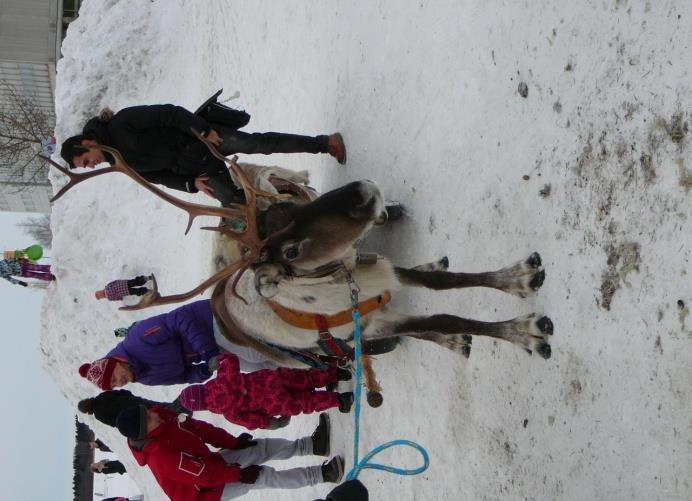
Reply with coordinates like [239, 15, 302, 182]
[254, 264, 285, 298]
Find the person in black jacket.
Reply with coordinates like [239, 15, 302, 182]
[91, 459, 127, 475]
[60, 99, 346, 206]
[77, 389, 190, 428]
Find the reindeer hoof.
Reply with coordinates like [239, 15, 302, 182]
[536, 316, 554, 335]
[536, 342, 552, 359]
[526, 252, 542, 269]
[529, 269, 546, 291]
[367, 391, 383, 407]
[461, 335, 472, 358]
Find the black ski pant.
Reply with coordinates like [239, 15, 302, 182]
[127, 276, 148, 296]
[215, 126, 329, 156]
[204, 126, 329, 207]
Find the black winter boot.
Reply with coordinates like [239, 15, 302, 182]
[327, 368, 352, 391]
[338, 392, 354, 413]
[311, 413, 330, 456]
[321, 455, 345, 483]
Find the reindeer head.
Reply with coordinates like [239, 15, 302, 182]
[46, 131, 385, 307]
[261, 180, 385, 270]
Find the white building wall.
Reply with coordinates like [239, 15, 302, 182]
[0, 0, 60, 64]
[0, 182, 51, 213]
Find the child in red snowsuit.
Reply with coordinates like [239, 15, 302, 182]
[178, 354, 353, 430]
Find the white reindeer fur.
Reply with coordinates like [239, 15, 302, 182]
[222, 257, 401, 350]
[233, 162, 309, 207]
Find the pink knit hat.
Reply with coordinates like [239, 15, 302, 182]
[178, 384, 208, 411]
[79, 358, 118, 390]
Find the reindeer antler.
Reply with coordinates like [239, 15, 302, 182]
[46, 135, 293, 309]
[41, 155, 117, 203]
[118, 268, 246, 311]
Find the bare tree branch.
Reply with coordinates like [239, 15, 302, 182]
[17, 214, 52, 248]
[0, 80, 55, 192]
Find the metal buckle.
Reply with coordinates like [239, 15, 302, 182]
[342, 262, 361, 308]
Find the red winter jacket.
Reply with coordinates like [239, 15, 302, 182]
[128, 407, 242, 501]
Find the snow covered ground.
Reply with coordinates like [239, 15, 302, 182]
[45, 1, 690, 500]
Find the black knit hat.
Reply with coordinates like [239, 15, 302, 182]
[116, 405, 148, 440]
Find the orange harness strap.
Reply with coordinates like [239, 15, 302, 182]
[267, 291, 392, 330]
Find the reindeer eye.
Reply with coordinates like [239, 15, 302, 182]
[283, 246, 300, 261]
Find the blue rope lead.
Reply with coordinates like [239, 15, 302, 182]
[345, 309, 430, 481]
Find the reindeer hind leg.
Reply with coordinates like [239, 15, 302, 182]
[385, 312, 553, 359]
[409, 332, 473, 358]
[411, 256, 450, 272]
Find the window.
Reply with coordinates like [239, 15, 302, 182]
[62, 0, 83, 40]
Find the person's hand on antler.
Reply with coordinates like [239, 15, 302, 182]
[205, 129, 223, 146]
[194, 175, 216, 198]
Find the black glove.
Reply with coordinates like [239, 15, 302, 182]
[239, 464, 262, 484]
[166, 397, 193, 415]
[18, 281, 28, 287]
[235, 433, 257, 449]
[208, 355, 220, 372]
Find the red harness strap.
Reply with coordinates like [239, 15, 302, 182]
[314, 314, 354, 364]
[267, 292, 393, 366]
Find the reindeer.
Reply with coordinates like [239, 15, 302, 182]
[47, 135, 553, 405]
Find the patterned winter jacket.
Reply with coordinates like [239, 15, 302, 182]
[104, 279, 131, 301]
[106, 299, 220, 386]
[128, 407, 242, 501]
[0, 258, 22, 285]
[182, 354, 336, 430]
[198, 353, 272, 429]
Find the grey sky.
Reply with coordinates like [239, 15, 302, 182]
[0, 212, 73, 499]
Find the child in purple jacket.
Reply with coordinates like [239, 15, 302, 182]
[79, 299, 280, 392]
[79, 300, 220, 389]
